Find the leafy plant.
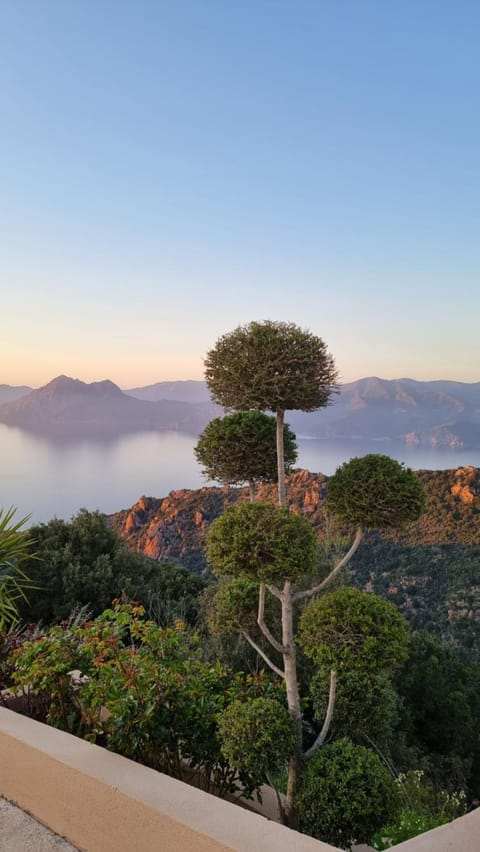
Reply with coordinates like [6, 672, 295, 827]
[19, 510, 206, 627]
[371, 770, 467, 849]
[9, 600, 285, 799]
[326, 454, 426, 530]
[195, 411, 298, 501]
[298, 586, 410, 674]
[0, 507, 35, 629]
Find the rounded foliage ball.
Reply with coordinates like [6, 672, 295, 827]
[203, 576, 260, 637]
[326, 454, 425, 529]
[219, 697, 295, 785]
[298, 586, 410, 672]
[204, 320, 338, 413]
[194, 411, 297, 486]
[295, 738, 400, 848]
[309, 668, 398, 743]
[205, 501, 318, 583]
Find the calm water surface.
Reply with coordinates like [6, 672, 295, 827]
[1, 424, 480, 525]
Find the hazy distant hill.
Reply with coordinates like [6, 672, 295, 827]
[287, 376, 480, 447]
[0, 384, 32, 404]
[125, 380, 213, 404]
[125, 376, 480, 446]
[0, 375, 220, 436]
[109, 465, 480, 658]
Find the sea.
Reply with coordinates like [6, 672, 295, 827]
[1, 423, 479, 526]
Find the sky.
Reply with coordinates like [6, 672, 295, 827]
[1, 0, 480, 388]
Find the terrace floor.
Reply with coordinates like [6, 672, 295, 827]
[0, 797, 78, 852]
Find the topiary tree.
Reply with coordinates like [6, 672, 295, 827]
[203, 324, 425, 826]
[295, 738, 400, 848]
[205, 454, 425, 824]
[195, 411, 298, 501]
[204, 320, 338, 506]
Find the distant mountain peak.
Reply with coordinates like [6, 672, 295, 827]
[41, 375, 123, 398]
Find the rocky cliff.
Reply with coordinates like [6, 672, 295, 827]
[109, 470, 329, 574]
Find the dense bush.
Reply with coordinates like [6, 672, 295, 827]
[195, 411, 298, 487]
[18, 510, 206, 626]
[392, 632, 480, 797]
[298, 587, 410, 673]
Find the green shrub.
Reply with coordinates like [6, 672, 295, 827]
[298, 586, 410, 673]
[19, 511, 206, 626]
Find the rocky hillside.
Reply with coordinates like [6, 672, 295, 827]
[109, 470, 328, 574]
[110, 466, 480, 658]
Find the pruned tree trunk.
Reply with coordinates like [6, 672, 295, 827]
[281, 580, 302, 825]
[276, 409, 286, 507]
[248, 480, 256, 503]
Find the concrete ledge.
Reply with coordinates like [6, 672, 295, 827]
[2, 708, 479, 852]
[387, 806, 480, 851]
[0, 708, 337, 852]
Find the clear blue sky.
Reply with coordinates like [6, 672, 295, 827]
[2, 1, 479, 387]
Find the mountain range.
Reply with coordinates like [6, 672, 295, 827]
[2, 375, 480, 447]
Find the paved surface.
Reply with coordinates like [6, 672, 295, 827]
[0, 798, 79, 851]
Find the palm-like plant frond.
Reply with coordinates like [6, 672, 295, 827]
[0, 507, 34, 629]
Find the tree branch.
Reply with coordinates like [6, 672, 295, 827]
[266, 583, 282, 600]
[293, 525, 365, 602]
[257, 583, 287, 654]
[240, 630, 285, 679]
[304, 669, 337, 759]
